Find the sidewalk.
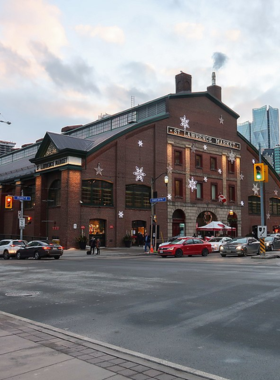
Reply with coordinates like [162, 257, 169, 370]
[64, 246, 157, 258]
[0, 312, 229, 380]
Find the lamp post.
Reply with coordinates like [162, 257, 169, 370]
[150, 173, 168, 252]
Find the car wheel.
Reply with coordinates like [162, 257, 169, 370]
[3, 250, 10, 260]
[221, 254, 226, 257]
[161, 255, 167, 258]
[16, 252, 21, 260]
[202, 248, 209, 256]
[54, 256, 60, 260]
[34, 252, 41, 260]
[175, 249, 183, 258]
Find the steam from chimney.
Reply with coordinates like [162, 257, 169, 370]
[212, 52, 228, 70]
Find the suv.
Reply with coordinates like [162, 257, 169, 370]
[0, 240, 27, 260]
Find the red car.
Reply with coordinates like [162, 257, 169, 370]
[158, 238, 212, 258]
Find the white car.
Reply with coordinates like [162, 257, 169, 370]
[0, 239, 27, 260]
[208, 237, 232, 252]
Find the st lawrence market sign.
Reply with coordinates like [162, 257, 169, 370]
[167, 126, 241, 150]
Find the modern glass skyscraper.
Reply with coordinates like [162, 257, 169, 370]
[274, 145, 280, 175]
[238, 106, 279, 150]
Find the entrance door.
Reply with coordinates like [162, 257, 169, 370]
[89, 219, 106, 246]
[172, 209, 185, 237]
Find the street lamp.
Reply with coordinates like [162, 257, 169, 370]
[150, 173, 168, 252]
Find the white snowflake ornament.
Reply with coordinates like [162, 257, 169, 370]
[218, 168, 222, 174]
[228, 150, 236, 164]
[266, 213, 271, 220]
[191, 144, 196, 153]
[241, 201, 244, 206]
[94, 163, 103, 176]
[240, 173, 244, 180]
[203, 144, 207, 150]
[118, 211, 124, 218]
[219, 115, 224, 124]
[138, 140, 143, 147]
[252, 183, 260, 195]
[204, 177, 208, 182]
[167, 164, 173, 174]
[167, 194, 172, 200]
[188, 177, 197, 192]
[274, 189, 278, 196]
[180, 115, 189, 132]
[133, 166, 146, 182]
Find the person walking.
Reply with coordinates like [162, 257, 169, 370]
[96, 238, 101, 255]
[90, 236, 96, 255]
[144, 232, 150, 253]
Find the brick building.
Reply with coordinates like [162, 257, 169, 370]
[1, 72, 280, 249]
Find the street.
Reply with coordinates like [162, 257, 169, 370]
[0, 251, 280, 380]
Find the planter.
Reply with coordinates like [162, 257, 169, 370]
[124, 240, 132, 247]
[79, 242, 87, 250]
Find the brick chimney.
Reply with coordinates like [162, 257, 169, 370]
[175, 72, 192, 93]
[207, 72, 222, 101]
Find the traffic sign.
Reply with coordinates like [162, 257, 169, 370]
[150, 197, 166, 203]
[19, 218, 25, 228]
[257, 225, 267, 239]
[13, 196, 31, 201]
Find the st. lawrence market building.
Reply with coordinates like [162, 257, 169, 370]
[1, 72, 280, 249]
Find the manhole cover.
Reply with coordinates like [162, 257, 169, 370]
[5, 291, 40, 297]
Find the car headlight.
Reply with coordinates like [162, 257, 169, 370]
[236, 245, 242, 250]
[220, 246, 224, 250]
[265, 242, 270, 246]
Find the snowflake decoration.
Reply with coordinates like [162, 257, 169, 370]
[228, 150, 236, 164]
[266, 212, 271, 220]
[118, 211, 124, 218]
[138, 140, 143, 147]
[133, 166, 146, 182]
[167, 194, 172, 200]
[190, 144, 196, 153]
[218, 168, 222, 174]
[94, 163, 103, 176]
[219, 115, 224, 124]
[240, 173, 244, 180]
[274, 189, 278, 196]
[188, 177, 197, 192]
[204, 176, 208, 182]
[252, 159, 255, 164]
[180, 115, 189, 132]
[241, 201, 244, 206]
[167, 164, 173, 174]
[252, 183, 260, 195]
[203, 144, 207, 150]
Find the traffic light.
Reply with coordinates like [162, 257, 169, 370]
[254, 163, 264, 181]
[5, 195, 13, 209]
[27, 216, 32, 225]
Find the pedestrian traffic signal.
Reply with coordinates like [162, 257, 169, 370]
[27, 216, 32, 225]
[254, 163, 268, 182]
[5, 195, 13, 209]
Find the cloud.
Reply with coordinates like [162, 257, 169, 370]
[75, 25, 125, 44]
[212, 52, 228, 70]
[226, 29, 241, 41]
[31, 42, 99, 94]
[0, 43, 30, 80]
[174, 22, 204, 39]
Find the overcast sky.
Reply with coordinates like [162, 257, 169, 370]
[1, 0, 280, 148]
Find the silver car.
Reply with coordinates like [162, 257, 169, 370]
[220, 237, 260, 257]
[264, 236, 280, 251]
[0, 239, 27, 260]
[208, 237, 232, 252]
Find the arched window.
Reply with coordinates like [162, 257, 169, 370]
[248, 195, 260, 214]
[270, 198, 280, 215]
[48, 180, 61, 206]
[126, 184, 150, 209]
[82, 179, 113, 206]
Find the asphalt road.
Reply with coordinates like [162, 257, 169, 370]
[1, 252, 280, 380]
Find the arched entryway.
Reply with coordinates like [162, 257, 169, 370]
[89, 219, 106, 246]
[227, 211, 238, 237]
[172, 209, 185, 236]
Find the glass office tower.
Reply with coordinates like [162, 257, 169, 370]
[251, 106, 279, 149]
[237, 121, 251, 142]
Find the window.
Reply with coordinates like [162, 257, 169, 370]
[174, 179, 183, 197]
[195, 154, 202, 168]
[229, 185, 235, 202]
[210, 157, 217, 170]
[174, 150, 183, 166]
[270, 198, 280, 215]
[196, 183, 203, 199]
[24, 185, 35, 209]
[48, 180, 61, 206]
[125, 184, 150, 209]
[211, 184, 218, 200]
[228, 160, 235, 174]
[248, 196, 260, 214]
[82, 180, 113, 206]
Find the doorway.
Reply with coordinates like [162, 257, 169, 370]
[89, 219, 106, 246]
[172, 209, 185, 237]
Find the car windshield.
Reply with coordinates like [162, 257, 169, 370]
[13, 241, 26, 246]
[230, 238, 247, 244]
[265, 237, 273, 241]
[173, 239, 187, 244]
[209, 238, 222, 242]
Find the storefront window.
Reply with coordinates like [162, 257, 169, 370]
[125, 184, 150, 209]
[82, 180, 113, 206]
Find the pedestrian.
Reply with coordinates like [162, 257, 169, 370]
[96, 238, 101, 255]
[90, 236, 96, 255]
[144, 232, 150, 253]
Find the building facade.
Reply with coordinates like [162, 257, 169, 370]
[1, 72, 280, 249]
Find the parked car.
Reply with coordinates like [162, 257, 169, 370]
[208, 237, 232, 252]
[0, 239, 27, 260]
[220, 237, 260, 257]
[158, 237, 212, 257]
[158, 236, 191, 249]
[16, 241, 63, 260]
[264, 236, 280, 251]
